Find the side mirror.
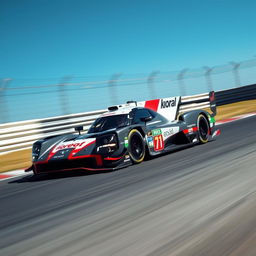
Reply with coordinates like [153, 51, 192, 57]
[140, 116, 153, 122]
[75, 126, 84, 134]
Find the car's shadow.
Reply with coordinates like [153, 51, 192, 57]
[8, 169, 113, 183]
[9, 141, 214, 184]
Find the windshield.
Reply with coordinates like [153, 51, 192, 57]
[88, 114, 129, 133]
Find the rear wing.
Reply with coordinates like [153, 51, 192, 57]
[138, 91, 216, 121]
[138, 96, 181, 121]
[179, 91, 216, 116]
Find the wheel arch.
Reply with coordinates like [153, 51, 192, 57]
[179, 109, 210, 128]
[198, 111, 210, 126]
[130, 126, 146, 138]
[127, 128, 146, 163]
[129, 126, 150, 157]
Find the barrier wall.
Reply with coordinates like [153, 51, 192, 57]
[1, 84, 255, 155]
[215, 84, 256, 105]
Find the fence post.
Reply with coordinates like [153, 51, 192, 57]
[108, 73, 122, 105]
[230, 61, 241, 87]
[203, 66, 214, 91]
[0, 78, 12, 123]
[58, 76, 72, 115]
[147, 71, 159, 99]
[177, 69, 188, 96]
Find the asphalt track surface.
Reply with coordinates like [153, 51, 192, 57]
[0, 116, 256, 256]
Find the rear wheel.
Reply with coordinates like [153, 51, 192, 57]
[128, 129, 145, 163]
[197, 114, 210, 143]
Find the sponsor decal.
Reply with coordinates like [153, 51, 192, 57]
[147, 136, 154, 148]
[52, 154, 65, 159]
[209, 116, 215, 123]
[153, 135, 164, 151]
[183, 127, 198, 134]
[124, 137, 129, 148]
[152, 129, 162, 136]
[147, 136, 153, 142]
[162, 127, 179, 139]
[160, 98, 176, 108]
[188, 128, 193, 133]
[124, 154, 130, 162]
[51, 138, 96, 154]
[141, 96, 180, 122]
[208, 115, 215, 127]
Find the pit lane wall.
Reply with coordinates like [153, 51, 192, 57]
[0, 84, 255, 155]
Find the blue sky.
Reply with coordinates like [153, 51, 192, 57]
[1, 0, 255, 81]
[1, 0, 256, 122]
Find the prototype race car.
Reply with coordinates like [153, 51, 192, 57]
[25, 92, 220, 174]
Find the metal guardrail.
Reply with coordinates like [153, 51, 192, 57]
[0, 109, 106, 154]
[0, 92, 215, 155]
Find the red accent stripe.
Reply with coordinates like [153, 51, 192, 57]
[216, 113, 256, 125]
[35, 167, 113, 174]
[46, 140, 96, 162]
[215, 129, 221, 136]
[183, 129, 189, 134]
[183, 127, 198, 134]
[144, 99, 160, 112]
[35, 154, 103, 166]
[68, 140, 96, 158]
[0, 174, 12, 179]
[104, 157, 122, 161]
[34, 155, 103, 173]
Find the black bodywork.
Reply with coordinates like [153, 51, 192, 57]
[26, 102, 220, 174]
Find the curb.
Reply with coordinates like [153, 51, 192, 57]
[216, 112, 256, 125]
[0, 169, 30, 181]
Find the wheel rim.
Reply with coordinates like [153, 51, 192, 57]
[130, 134, 144, 160]
[199, 116, 209, 141]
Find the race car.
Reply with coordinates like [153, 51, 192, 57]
[25, 92, 220, 174]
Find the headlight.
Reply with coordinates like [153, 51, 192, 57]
[97, 134, 118, 153]
[32, 142, 41, 161]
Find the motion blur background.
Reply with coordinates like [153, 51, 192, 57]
[1, 0, 256, 123]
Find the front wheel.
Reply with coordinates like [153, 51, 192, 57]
[197, 114, 210, 143]
[128, 129, 145, 163]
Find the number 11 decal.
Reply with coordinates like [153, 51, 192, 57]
[154, 135, 164, 151]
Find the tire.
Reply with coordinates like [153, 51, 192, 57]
[197, 114, 210, 143]
[128, 129, 145, 163]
